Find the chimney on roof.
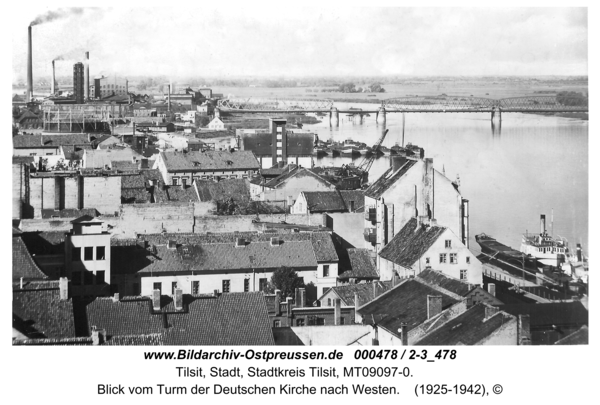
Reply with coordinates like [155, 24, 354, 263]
[484, 305, 499, 320]
[427, 295, 442, 319]
[275, 289, 282, 316]
[20, 277, 24, 289]
[334, 298, 342, 325]
[174, 288, 183, 310]
[354, 292, 361, 323]
[152, 289, 161, 311]
[399, 322, 408, 346]
[286, 296, 293, 320]
[59, 277, 69, 300]
[518, 314, 531, 345]
[487, 283, 496, 297]
[235, 238, 245, 248]
[167, 240, 177, 250]
[91, 326, 106, 346]
[270, 237, 279, 246]
[112, 293, 120, 303]
[213, 289, 220, 297]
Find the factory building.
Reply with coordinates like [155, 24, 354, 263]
[94, 77, 128, 99]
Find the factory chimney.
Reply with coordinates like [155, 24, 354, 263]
[27, 26, 33, 102]
[51, 60, 56, 95]
[168, 83, 171, 112]
[540, 214, 546, 235]
[84, 51, 89, 100]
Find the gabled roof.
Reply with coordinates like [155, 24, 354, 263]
[498, 302, 588, 327]
[86, 293, 275, 345]
[358, 278, 460, 336]
[160, 150, 259, 172]
[13, 281, 75, 339]
[339, 248, 379, 280]
[61, 144, 93, 160]
[71, 215, 101, 223]
[195, 179, 250, 202]
[12, 236, 48, 281]
[414, 304, 515, 346]
[364, 158, 418, 199]
[13, 134, 92, 149]
[303, 191, 346, 212]
[322, 281, 393, 306]
[416, 269, 472, 296]
[264, 167, 334, 189]
[379, 218, 447, 268]
[84, 148, 143, 169]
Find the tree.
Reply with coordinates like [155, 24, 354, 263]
[270, 266, 305, 298]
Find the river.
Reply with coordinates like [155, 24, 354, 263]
[303, 102, 588, 256]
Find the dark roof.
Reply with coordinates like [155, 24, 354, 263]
[42, 208, 99, 219]
[260, 164, 297, 177]
[264, 167, 334, 189]
[160, 150, 259, 172]
[13, 134, 92, 149]
[358, 278, 460, 336]
[364, 158, 418, 199]
[61, 144, 92, 159]
[13, 281, 75, 339]
[416, 269, 472, 296]
[86, 293, 274, 345]
[195, 179, 250, 202]
[161, 185, 199, 203]
[304, 191, 346, 212]
[339, 190, 365, 212]
[324, 281, 393, 306]
[121, 172, 151, 203]
[379, 218, 446, 268]
[498, 302, 588, 327]
[339, 249, 379, 280]
[554, 325, 588, 345]
[414, 304, 515, 346]
[12, 236, 48, 280]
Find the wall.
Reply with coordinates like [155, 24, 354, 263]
[119, 203, 195, 235]
[20, 217, 121, 232]
[193, 213, 325, 233]
[13, 147, 60, 156]
[329, 212, 365, 249]
[83, 176, 122, 215]
[64, 177, 79, 209]
[65, 230, 112, 297]
[12, 163, 28, 219]
[29, 177, 56, 217]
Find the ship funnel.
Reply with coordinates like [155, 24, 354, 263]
[540, 214, 546, 235]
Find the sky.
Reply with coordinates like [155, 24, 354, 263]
[10, 6, 588, 81]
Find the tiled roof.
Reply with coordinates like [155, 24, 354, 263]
[87, 293, 274, 345]
[160, 150, 259, 172]
[414, 304, 515, 346]
[61, 144, 92, 160]
[554, 325, 588, 345]
[358, 278, 460, 336]
[323, 281, 393, 306]
[104, 334, 164, 346]
[195, 179, 250, 202]
[12, 236, 48, 280]
[13, 134, 92, 149]
[416, 269, 472, 296]
[84, 148, 143, 168]
[364, 158, 418, 199]
[303, 191, 346, 212]
[261, 164, 297, 177]
[339, 190, 365, 212]
[13, 281, 75, 339]
[310, 233, 339, 262]
[379, 218, 446, 268]
[339, 248, 379, 279]
[42, 208, 98, 219]
[498, 302, 588, 327]
[162, 185, 199, 203]
[264, 167, 334, 189]
[20, 231, 66, 255]
[112, 161, 139, 171]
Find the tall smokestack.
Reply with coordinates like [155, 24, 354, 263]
[51, 60, 56, 95]
[540, 214, 546, 235]
[27, 26, 33, 102]
[84, 51, 89, 100]
[168, 83, 171, 112]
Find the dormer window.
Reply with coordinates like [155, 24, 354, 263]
[193, 161, 200, 167]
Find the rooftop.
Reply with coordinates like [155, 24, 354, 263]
[364, 158, 418, 199]
[416, 269, 473, 296]
[338, 248, 379, 280]
[13, 134, 93, 149]
[379, 218, 447, 268]
[13, 236, 48, 281]
[264, 167, 334, 189]
[498, 302, 588, 327]
[554, 325, 588, 345]
[322, 281, 393, 306]
[160, 150, 259, 172]
[84, 148, 144, 169]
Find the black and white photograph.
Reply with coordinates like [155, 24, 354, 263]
[7, 2, 593, 402]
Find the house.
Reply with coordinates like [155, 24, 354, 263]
[416, 269, 502, 307]
[95, 135, 121, 149]
[291, 190, 364, 214]
[363, 156, 469, 258]
[378, 217, 483, 285]
[207, 117, 226, 130]
[60, 144, 92, 162]
[250, 166, 336, 202]
[86, 291, 275, 345]
[413, 303, 523, 345]
[153, 150, 260, 185]
[12, 279, 76, 341]
[318, 280, 393, 308]
[111, 231, 338, 298]
[13, 134, 94, 157]
[337, 248, 380, 283]
[239, 119, 314, 168]
[357, 277, 464, 345]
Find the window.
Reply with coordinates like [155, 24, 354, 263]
[296, 319, 305, 326]
[439, 253, 447, 264]
[172, 177, 179, 186]
[323, 265, 330, 277]
[350, 200, 355, 211]
[327, 298, 332, 307]
[84, 247, 93, 261]
[72, 247, 81, 262]
[259, 278, 268, 292]
[450, 253, 458, 264]
[84, 271, 93, 285]
[96, 271, 105, 284]
[192, 281, 200, 295]
[273, 320, 281, 327]
[425, 257, 430, 264]
[222, 280, 231, 293]
[153, 282, 162, 294]
[172, 282, 178, 295]
[244, 279, 250, 292]
[466, 256, 471, 264]
[96, 246, 105, 260]
[460, 270, 468, 281]
[72, 271, 82, 285]
[445, 240, 452, 248]
[340, 317, 345, 325]
[182, 178, 187, 187]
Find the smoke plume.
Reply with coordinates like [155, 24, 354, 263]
[30, 7, 88, 26]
